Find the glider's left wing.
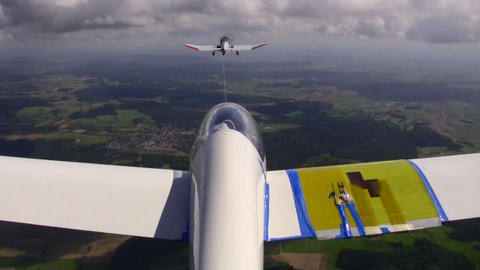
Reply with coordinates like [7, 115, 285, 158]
[0, 156, 190, 240]
[232, 43, 267, 51]
[266, 153, 480, 241]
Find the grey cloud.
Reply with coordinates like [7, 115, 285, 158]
[262, 0, 480, 43]
[0, 6, 6, 28]
[404, 0, 480, 43]
[1, 0, 480, 44]
[0, 0, 139, 34]
[354, 18, 386, 38]
[165, 0, 213, 14]
[406, 15, 478, 43]
[276, 0, 320, 18]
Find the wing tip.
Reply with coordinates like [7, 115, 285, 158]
[184, 44, 199, 51]
[252, 43, 267, 50]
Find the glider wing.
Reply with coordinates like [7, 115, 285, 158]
[0, 156, 190, 240]
[266, 153, 480, 240]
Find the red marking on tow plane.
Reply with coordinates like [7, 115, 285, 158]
[184, 44, 199, 51]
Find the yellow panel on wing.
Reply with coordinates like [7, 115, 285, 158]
[296, 160, 439, 237]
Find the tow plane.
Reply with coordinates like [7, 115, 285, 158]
[1, 102, 480, 270]
[184, 36, 267, 56]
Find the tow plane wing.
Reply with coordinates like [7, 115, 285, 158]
[184, 44, 220, 51]
[232, 43, 267, 51]
[0, 156, 190, 240]
[266, 153, 480, 240]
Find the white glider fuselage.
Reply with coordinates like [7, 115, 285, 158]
[189, 103, 266, 270]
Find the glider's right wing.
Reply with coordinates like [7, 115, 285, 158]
[266, 153, 480, 241]
[184, 44, 220, 51]
[0, 156, 190, 240]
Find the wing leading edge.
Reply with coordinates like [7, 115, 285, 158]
[266, 153, 480, 241]
[0, 156, 190, 240]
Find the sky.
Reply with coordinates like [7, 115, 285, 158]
[1, 0, 480, 60]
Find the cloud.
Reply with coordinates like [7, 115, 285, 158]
[354, 17, 386, 38]
[0, 0, 480, 44]
[0, 5, 6, 27]
[406, 15, 478, 43]
[0, 0, 140, 35]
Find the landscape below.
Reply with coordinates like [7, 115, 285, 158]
[0, 55, 479, 269]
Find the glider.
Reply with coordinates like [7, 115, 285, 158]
[184, 36, 267, 56]
[1, 102, 480, 270]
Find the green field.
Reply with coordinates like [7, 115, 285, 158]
[17, 106, 54, 123]
[39, 133, 109, 146]
[75, 110, 154, 129]
[281, 226, 480, 269]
